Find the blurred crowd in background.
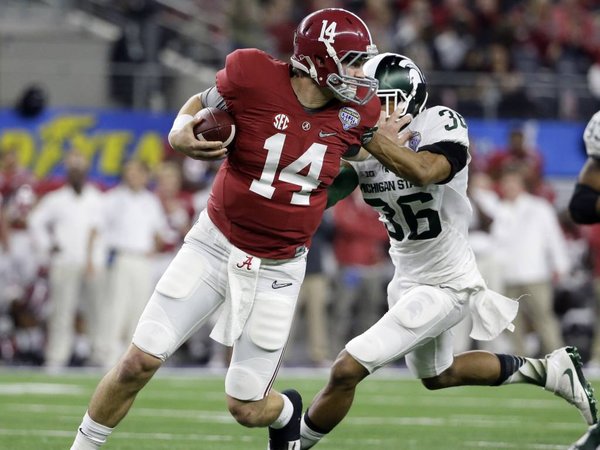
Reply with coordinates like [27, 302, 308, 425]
[95, 0, 600, 118]
[1, 0, 600, 370]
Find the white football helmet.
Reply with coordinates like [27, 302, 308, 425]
[584, 111, 600, 159]
[363, 52, 428, 118]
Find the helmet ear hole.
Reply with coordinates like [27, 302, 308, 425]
[315, 56, 326, 68]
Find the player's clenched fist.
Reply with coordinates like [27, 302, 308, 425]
[168, 114, 227, 161]
[584, 111, 600, 160]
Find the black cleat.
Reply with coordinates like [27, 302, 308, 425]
[568, 423, 600, 450]
[268, 389, 303, 450]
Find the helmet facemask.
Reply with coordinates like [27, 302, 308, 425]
[323, 45, 379, 105]
[378, 86, 428, 119]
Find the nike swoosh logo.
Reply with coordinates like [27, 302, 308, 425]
[272, 281, 292, 289]
[563, 367, 576, 398]
[319, 131, 337, 138]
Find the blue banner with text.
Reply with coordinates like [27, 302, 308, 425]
[0, 108, 588, 186]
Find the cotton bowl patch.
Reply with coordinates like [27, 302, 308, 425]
[339, 107, 360, 130]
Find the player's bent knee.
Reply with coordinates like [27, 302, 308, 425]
[227, 397, 262, 428]
[330, 351, 369, 389]
[345, 330, 386, 373]
[114, 347, 162, 385]
[132, 290, 182, 361]
[421, 375, 444, 390]
[133, 314, 176, 361]
[421, 365, 457, 390]
[224, 294, 297, 402]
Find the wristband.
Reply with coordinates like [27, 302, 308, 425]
[168, 114, 194, 147]
[170, 114, 194, 133]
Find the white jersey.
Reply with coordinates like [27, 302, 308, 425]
[349, 105, 475, 286]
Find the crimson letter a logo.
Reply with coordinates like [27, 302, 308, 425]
[236, 256, 254, 270]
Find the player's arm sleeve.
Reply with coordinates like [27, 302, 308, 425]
[360, 126, 378, 147]
[343, 126, 379, 160]
[569, 183, 600, 224]
[327, 165, 359, 208]
[198, 86, 229, 112]
[419, 141, 468, 184]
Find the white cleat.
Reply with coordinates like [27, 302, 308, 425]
[545, 346, 598, 426]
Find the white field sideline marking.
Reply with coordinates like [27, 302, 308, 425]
[4, 403, 582, 431]
[364, 395, 577, 409]
[0, 383, 85, 395]
[343, 415, 581, 430]
[0, 365, 413, 380]
[0, 429, 253, 442]
[5, 404, 236, 423]
[465, 441, 566, 449]
[452, 414, 581, 430]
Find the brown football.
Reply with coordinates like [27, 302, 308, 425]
[193, 107, 236, 148]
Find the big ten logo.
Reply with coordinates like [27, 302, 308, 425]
[0, 114, 165, 180]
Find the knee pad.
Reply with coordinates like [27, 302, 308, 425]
[390, 285, 452, 329]
[132, 297, 176, 361]
[346, 331, 384, 367]
[225, 358, 273, 401]
[247, 293, 296, 351]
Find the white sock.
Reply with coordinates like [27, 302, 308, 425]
[70, 411, 114, 450]
[270, 394, 294, 429]
[300, 414, 326, 449]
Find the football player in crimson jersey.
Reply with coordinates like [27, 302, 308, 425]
[295, 54, 598, 449]
[568, 111, 600, 450]
[70, 8, 407, 450]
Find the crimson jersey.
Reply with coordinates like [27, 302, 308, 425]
[207, 49, 379, 259]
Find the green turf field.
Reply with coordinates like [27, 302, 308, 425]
[0, 367, 592, 449]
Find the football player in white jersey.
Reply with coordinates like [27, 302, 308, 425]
[296, 53, 598, 449]
[567, 110, 600, 450]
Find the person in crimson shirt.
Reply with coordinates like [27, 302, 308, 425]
[69, 8, 405, 450]
[330, 188, 390, 352]
[485, 127, 555, 202]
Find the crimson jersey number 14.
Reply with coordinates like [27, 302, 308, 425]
[250, 133, 327, 205]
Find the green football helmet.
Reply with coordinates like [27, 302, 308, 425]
[363, 52, 428, 118]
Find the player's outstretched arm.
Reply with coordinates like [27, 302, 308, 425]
[362, 111, 451, 186]
[168, 93, 228, 161]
